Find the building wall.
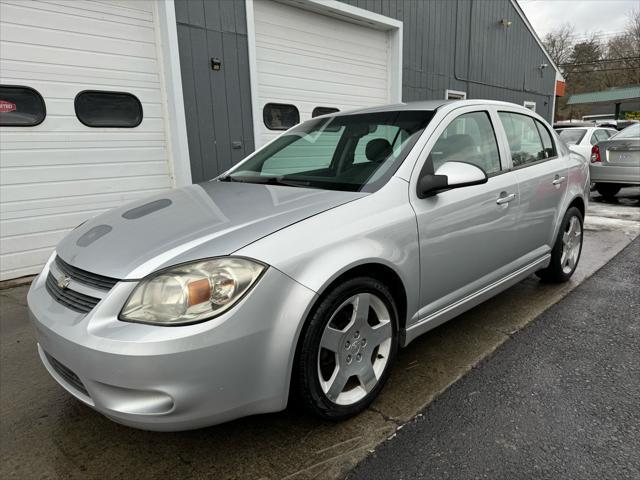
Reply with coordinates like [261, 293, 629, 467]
[340, 0, 556, 121]
[174, 0, 255, 183]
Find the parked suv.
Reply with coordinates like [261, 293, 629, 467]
[28, 100, 589, 431]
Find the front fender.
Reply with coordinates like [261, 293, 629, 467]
[235, 177, 421, 328]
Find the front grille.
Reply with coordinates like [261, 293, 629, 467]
[44, 352, 90, 397]
[45, 272, 100, 313]
[55, 256, 118, 290]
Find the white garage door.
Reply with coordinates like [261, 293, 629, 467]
[0, 0, 173, 281]
[253, 0, 393, 146]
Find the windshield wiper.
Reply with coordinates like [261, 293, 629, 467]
[219, 175, 311, 188]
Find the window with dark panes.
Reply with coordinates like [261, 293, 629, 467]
[498, 112, 545, 167]
[312, 107, 339, 118]
[0, 85, 46, 126]
[263, 103, 299, 130]
[430, 111, 501, 174]
[535, 120, 556, 158]
[75, 90, 143, 127]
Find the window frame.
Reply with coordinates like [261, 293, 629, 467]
[445, 89, 467, 100]
[312, 106, 340, 118]
[497, 110, 558, 171]
[0, 84, 46, 127]
[263, 103, 300, 131]
[74, 90, 143, 128]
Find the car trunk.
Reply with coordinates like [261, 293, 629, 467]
[602, 139, 640, 167]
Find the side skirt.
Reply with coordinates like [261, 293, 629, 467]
[402, 255, 550, 346]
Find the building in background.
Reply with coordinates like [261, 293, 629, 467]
[0, 0, 562, 281]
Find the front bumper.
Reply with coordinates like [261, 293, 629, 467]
[590, 163, 640, 184]
[28, 263, 316, 431]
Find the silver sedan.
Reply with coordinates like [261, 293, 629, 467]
[28, 100, 589, 431]
[589, 123, 640, 199]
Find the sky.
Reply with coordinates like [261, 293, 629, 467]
[518, 0, 637, 40]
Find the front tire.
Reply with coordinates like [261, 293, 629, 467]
[294, 277, 398, 421]
[595, 183, 621, 199]
[536, 206, 583, 283]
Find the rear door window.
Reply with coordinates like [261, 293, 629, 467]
[498, 112, 546, 167]
[0, 85, 46, 126]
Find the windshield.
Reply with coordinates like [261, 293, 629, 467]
[223, 110, 434, 192]
[612, 123, 640, 140]
[557, 128, 587, 145]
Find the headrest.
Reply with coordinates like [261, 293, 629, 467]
[365, 138, 393, 163]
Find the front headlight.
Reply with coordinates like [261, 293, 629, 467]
[119, 257, 266, 326]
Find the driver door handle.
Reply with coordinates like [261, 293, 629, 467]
[496, 193, 516, 205]
[552, 175, 566, 185]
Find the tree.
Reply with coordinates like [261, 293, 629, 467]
[542, 23, 574, 67]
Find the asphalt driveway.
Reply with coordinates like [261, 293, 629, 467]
[349, 237, 640, 480]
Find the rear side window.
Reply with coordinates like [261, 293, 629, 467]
[0, 85, 46, 126]
[263, 103, 299, 130]
[535, 120, 556, 158]
[75, 90, 143, 127]
[430, 111, 501, 174]
[498, 112, 546, 167]
[312, 107, 339, 118]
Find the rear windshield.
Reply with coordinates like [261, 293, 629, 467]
[612, 123, 639, 140]
[222, 111, 435, 192]
[557, 128, 587, 145]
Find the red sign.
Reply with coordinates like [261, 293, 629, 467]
[0, 100, 17, 113]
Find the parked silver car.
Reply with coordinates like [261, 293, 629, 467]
[28, 100, 589, 431]
[589, 123, 640, 199]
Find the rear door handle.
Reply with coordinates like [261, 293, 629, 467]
[552, 175, 566, 185]
[496, 193, 516, 205]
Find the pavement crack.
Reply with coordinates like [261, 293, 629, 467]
[369, 406, 402, 426]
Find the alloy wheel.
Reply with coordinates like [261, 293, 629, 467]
[317, 293, 393, 406]
[561, 215, 582, 275]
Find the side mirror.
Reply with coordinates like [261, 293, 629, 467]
[417, 161, 488, 198]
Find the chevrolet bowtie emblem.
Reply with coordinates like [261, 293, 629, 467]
[57, 275, 71, 290]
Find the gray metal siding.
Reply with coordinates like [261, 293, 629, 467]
[175, 0, 254, 183]
[342, 0, 556, 121]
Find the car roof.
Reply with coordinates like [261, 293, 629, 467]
[334, 99, 541, 116]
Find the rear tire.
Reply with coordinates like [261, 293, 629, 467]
[536, 206, 583, 283]
[595, 183, 621, 199]
[293, 277, 398, 421]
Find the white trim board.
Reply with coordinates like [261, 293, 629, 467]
[154, 0, 192, 187]
[245, 0, 403, 149]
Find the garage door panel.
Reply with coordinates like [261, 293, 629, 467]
[256, 48, 387, 80]
[0, 23, 157, 58]
[2, 176, 171, 204]
[0, 2, 155, 43]
[1, 147, 167, 168]
[1, 42, 159, 74]
[256, 60, 387, 91]
[254, 30, 386, 67]
[254, 38, 387, 70]
[0, 59, 160, 85]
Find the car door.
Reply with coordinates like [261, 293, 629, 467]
[496, 110, 568, 260]
[409, 107, 520, 321]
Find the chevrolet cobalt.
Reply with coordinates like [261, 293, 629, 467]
[28, 100, 588, 430]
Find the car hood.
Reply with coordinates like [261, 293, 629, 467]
[56, 181, 365, 280]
